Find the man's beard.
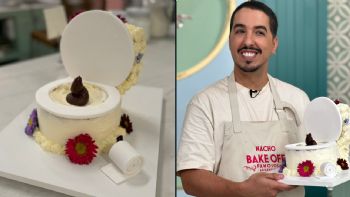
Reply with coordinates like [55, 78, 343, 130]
[236, 62, 261, 72]
[235, 46, 262, 72]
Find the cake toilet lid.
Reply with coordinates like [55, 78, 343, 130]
[303, 97, 342, 142]
[60, 10, 134, 86]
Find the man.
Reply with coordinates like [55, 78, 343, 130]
[177, 1, 310, 197]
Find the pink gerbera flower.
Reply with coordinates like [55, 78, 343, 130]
[297, 160, 315, 177]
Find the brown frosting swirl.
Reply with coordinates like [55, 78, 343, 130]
[305, 133, 317, 146]
[66, 76, 89, 106]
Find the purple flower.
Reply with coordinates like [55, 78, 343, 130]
[135, 53, 143, 64]
[278, 159, 287, 173]
[25, 109, 39, 136]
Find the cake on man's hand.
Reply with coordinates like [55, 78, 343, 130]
[284, 133, 339, 177]
[283, 97, 350, 177]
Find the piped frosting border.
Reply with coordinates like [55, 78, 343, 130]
[33, 126, 126, 155]
[117, 23, 146, 95]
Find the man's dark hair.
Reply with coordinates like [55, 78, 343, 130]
[229, 1, 278, 37]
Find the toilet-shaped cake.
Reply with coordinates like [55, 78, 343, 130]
[26, 10, 146, 165]
[283, 97, 343, 177]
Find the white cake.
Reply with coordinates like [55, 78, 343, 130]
[24, 10, 146, 165]
[284, 142, 339, 176]
[34, 78, 123, 154]
[283, 97, 350, 177]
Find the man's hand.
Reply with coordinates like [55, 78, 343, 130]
[240, 172, 296, 197]
[179, 169, 297, 197]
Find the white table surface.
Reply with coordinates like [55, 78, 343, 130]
[0, 38, 175, 197]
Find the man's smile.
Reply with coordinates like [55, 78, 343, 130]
[238, 47, 262, 61]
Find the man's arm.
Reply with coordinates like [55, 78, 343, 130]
[179, 169, 295, 197]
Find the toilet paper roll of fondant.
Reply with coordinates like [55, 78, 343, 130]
[321, 162, 336, 178]
[108, 141, 144, 176]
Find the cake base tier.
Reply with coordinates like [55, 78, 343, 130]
[0, 86, 163, 197]
[285, 143, 339, 176]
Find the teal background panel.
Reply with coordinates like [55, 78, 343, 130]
[261, 0, 327, 100]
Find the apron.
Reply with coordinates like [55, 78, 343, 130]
[217, 74, 304, 197]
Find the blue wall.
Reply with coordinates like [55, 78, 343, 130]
[176, 42, 233, 146]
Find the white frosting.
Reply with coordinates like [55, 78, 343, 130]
[282, 167, 295, 176]
[33, 127, 126, 154]
[35, 76, 123, 147]
[337, 103, 350, 159]
[33, 128, 65, 154]
[117, 24, 146, 95]
[49, 82, 107, 106]
[285, 142, 338, 176]
[36, 78, 120, 119]
[37, 105, 121, 145]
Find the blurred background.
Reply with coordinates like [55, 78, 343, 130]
[0, 0, 175, 65]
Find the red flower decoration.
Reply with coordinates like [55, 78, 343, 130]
[116, 14, 127, 23]
[120, 114, 133, 134]
[337, 158, 349, 170]
[297, 160, 315, 177]
[334, 99, 341, 105]
[65, 133, 98, 165]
